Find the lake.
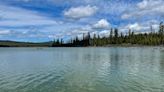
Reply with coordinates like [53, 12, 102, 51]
[0, 47, 164, 92]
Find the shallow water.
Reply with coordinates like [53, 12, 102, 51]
[0, 47, 164, 92]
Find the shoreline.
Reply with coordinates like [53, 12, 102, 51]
[103, 44, 164, 47]
[0, 41, 164, 47]
[0, 45, 164, 48]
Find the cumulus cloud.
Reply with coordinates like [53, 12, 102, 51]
[64, 5, 98, 19]
[126, 23, 142, 31]
[64, 19, 111, 39]
[122, 0, 164, 19]
[120, 20, 160, 34]
[0, 0, 163, 42]
[99, 30, 110, 37]
[63, 19, 111, 39]
[93, 19, 110, 29]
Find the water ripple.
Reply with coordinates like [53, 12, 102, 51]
[0, 47, 164, 92]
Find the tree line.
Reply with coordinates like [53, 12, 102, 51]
[52, 22, 164, 47]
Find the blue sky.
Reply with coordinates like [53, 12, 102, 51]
[0, 0, 163, 42]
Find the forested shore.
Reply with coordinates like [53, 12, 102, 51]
[0, 22, 164, 47]
[52, 22, 164, 47]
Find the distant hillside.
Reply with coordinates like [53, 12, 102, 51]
[0, 40, 53, 47]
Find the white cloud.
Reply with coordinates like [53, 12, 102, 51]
[122, 0, 164, 19]
[137, 0, 163, 10]
[121, 14, 132, 20]
[62, 19, 111, 39]
[0, 4, 69, 41]
[99, 30, 110, 37]
[0, 5, 58, 27]
[0, 30, 11, 35]
[64, 5, 98, 19]
[126, 23, 142, 31]
[120, 20, 160, 33]
[93, 19, 110, 29]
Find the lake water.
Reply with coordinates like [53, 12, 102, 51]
[0, 47, 164, 92]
